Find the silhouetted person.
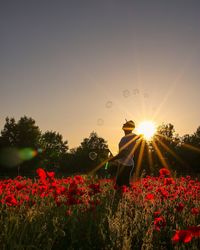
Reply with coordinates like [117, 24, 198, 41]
[109, 120, 138, 187]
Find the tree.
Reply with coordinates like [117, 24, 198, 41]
[152, 123, 181, 172]
[39, 131, 68, 171]
[0, 117, 18, 147]
[67, 132, 109, 174]
[178, 126, 200, 175]
[0, 116, 41, 148]
[0, 116, 41, 176]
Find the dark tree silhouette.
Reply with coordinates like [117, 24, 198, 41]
[153, 123, 180, 172]
[0, 117, 18, 147]
[39, 131, 68, 171]
[64, 132, 109, 175]
[0, 116, 41, 176]
[0, 117, 200, 178]
[177, 126, 200, 176]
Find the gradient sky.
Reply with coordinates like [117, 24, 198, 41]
[1, 0, 200, 153]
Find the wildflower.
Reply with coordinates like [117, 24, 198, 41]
[154, 211, 161, 218]
[145, 193, 154, 201]
[154, 216, 166, 231]
[164, 177, 175, 185]
[36, 168, 47, 181]
[121, 185, 129, 193]
[159, 168, 170, 176]
[172, 230, 192, 244]
[176, 203, 184, 212]
[47, 171, 55, 180]
[191, 207, 199, 215]
[5, 195, 18, 206]
[88, 183, 101, 195]
[66, 209, 72, 216]
[74, 175, 84, 184]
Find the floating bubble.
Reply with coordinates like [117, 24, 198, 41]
[97, 118, 104, 126]
[89, 152, 97, 160]
[132, 88, 139, 95]
[105, 101, 113, 108]
[0, 148, 22, 167]
[143, 93, 149, 98]
[123, 89, 130, 98]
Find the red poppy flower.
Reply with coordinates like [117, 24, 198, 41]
[176, 203, 184, 212]
[172, 230, 192, 244]
[191, 207, 199, 215]
[145, 193, 154, 201]
[159, 168, 170, 176]
[154, 216, 166, 231]
[5, 195, 18, 206]
[47, 171, 55, 179]
[154, 211, 161, 218]
[36, 168, 47, 181]
[164, 177, 175, 185]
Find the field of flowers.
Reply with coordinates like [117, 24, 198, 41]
[0, 168, 199, 250]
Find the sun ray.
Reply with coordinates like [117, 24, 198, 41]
[157, 132, 200, 153]
[147, 144, 154, 172]
[88, 134, 141, 175]
[156, 132, 175, 142]
[152, 140, 170, 170]
[182, 143, 200, 153]
[135, 139, 146, 179]
[152, 59, 192, 121]
[155, 136, 189, 167]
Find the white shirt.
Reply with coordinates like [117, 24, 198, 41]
[117, 133, 137, 166]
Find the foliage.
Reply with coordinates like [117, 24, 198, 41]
[0, 117, 41, 176]
[39, 131, 68, 171]
[1, 117, 200, 177]
[0, 168, 199, 249]
[66, 132, 109, 174]
[0, 116, 41, 148]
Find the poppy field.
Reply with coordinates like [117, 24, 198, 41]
[0, 168, 200, 250]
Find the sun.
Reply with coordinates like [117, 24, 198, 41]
[136, 120, 157, 141]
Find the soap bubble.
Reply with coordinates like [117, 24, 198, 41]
[89, 152, 97, 160]
[105, 101, 113, 108]
[143, 93, 149, 98]
[132, 88, 139, 95]
[123, 89, 130, 98]
[97, 118, 104, 126]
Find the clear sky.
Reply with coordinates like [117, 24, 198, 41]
[1, 0, 200, 153]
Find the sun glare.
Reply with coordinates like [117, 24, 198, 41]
[136, 120, 157, 141]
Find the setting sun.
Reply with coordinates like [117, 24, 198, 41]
[136, 120, 157, 140]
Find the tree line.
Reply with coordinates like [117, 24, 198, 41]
[0, 116, 200, 178]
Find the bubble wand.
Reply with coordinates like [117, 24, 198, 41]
[104, 150, 113, 170]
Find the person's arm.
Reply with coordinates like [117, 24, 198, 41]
[109, 147, 127, 162]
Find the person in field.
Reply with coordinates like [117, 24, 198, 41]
[109, 120, 138, 187]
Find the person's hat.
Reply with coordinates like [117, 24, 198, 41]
[122, 120, 135, 130]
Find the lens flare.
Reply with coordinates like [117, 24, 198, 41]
[19, 148, 37, 161]
[136, 120, 157, 141]
[0, 147, 38, 167]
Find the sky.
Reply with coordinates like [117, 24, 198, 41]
[1, 0, 200, 153]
